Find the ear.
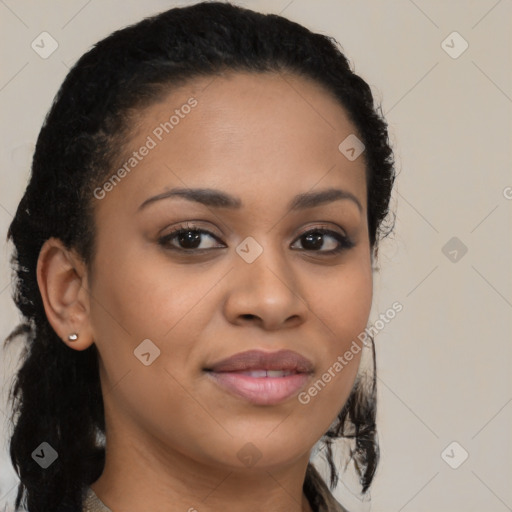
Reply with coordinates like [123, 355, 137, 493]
[37, 237, 95, 351]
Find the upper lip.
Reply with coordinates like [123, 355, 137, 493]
[205, 349, 314, 373]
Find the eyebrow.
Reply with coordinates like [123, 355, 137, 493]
[138, 186, 363, 213]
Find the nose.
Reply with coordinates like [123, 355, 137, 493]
[222, 242, 309, 331]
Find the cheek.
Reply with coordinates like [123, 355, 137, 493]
[88, 242, 227, 369]
[87, 247, 216, 435]
[313, 253, 373, 344]
[89, 241, 179, 330]
[299, 254, 372, 414]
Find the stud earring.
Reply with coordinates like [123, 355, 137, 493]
[68, 333, 79, 342]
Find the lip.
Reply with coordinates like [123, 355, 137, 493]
[204, 349, 313, 405]
[205, 349, 314, 373]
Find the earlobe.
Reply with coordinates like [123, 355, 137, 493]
[36, 237, 95, 351]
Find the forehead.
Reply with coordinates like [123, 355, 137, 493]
[134, 70, 360, 156]
[95, 71, 367, 217]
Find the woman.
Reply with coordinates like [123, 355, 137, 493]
[4, 2, 395, 511]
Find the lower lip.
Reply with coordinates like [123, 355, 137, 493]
[206, 371, 310, 405]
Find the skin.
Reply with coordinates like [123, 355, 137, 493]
[37, 71, 373, 512]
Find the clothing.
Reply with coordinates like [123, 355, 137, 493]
[82, 487, 112, 512]
[81, 463, 348, 512]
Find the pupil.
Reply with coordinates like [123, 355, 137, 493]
[179, 230, 201, 248]
[304, 232, 323, 250]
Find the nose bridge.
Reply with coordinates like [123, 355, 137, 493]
[236, 234, 291, 290]
[226, 233, 306, 326]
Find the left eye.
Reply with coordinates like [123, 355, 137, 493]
[290, 228, 354, 254]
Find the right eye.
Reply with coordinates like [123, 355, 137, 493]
[158, 223, 226, 252]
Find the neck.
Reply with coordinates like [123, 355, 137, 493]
[91, 418, 314, 512]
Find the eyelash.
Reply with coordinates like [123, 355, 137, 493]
[158, 222, 355, 255]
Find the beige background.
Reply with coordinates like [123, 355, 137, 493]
[1, 1, 511, 510]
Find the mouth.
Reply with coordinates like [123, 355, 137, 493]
[204, 349, 313, 405]
[230, 370, 298, 377]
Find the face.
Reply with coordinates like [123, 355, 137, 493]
[86, 71, 373, 472]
